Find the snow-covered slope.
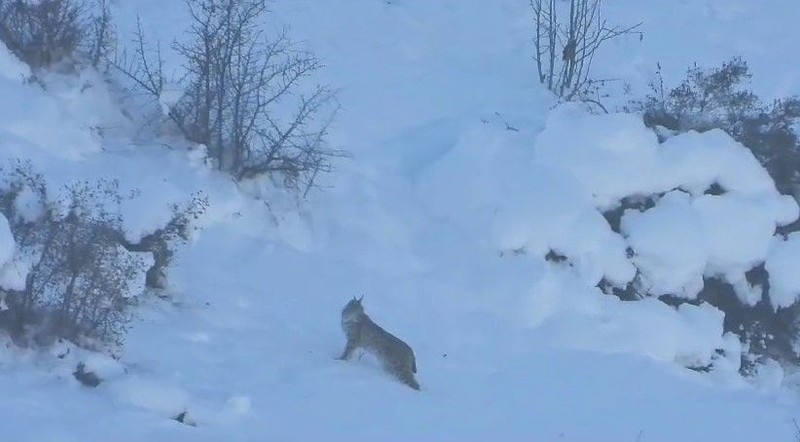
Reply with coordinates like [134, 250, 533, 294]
[1, 0, 800, 441]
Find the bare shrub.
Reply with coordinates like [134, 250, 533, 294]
[631, 58, 800, 197]
[0, 162, 205, 351]
[0, 170, 142, 349]
[636, 58, 759, 134]
[0, 0, 115, 70]
[85, 0, 114, 68]
[116, 192, 208, 290]
[29, 181, 144, 348]
[530, 0, 641, 110]
[116, 0, 341, 193]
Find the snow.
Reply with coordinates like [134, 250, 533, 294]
[524, 264, 738, 368]
[528, 104, 796, 304]
[158, 87, 184, 116]
[622, 190, 707, 298]
[593, 0, 800, 106]
[622, 188, 797, 304]
[693, 194, 782, 275]
[535, 105, 664, 210]
[0, 212, 19, 294]
[535, 106, 796, 215]
[11, 184, 45, 222]
[0, 213, 12, 265]
[0, 42, 29, 81]
[766, 233, 800, 309]
[0, 0, 798, 440]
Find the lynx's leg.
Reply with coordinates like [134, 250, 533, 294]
[398, 371, 420, 391]
[338, 340, 357, 360]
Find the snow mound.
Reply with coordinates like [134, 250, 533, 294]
[418, 120, 636, 288]
[419, 102, 799, 371]
[535, 104, 796, 212]
[526, 265, 740, 371]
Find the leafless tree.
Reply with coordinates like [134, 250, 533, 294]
[530, 0, 641, 110]
[116, 0, 341, 193]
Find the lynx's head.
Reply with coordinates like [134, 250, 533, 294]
[341, 295, 365, 323]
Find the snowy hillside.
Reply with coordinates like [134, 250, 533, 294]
[1, 0, 800, 441]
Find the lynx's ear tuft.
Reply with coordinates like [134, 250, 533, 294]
[358, 294, 364, 303]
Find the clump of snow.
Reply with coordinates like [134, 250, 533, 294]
[12, 184, 45, 222]
[534, 105, 663, 210]
[622, 190, 795, 304]
[125, 245, 155, 297]
[158, 87, 184, 116]
[535, 104, 797, 215]
[112, 377, 193, 418]
[765, 233, 800, 309]
[524, 266, 740, 370]
[693, 194, 783, 274]
[660, 130, 789, 200]
[0, 213, 13, 266]
[0, 212, 19, 296]
[0, 250, 35, 292]
[753, 358, 785, 391]
[621, 190, 706, 298]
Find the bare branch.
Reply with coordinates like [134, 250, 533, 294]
[529, 0, 641, 109]
[118, 0, 338, 192]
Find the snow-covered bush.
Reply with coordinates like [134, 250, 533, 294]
[418, 104, 800, 374]
[631, 58, 800, 198]
[0, 0, 114, 70]
[118, 191, 207, 290]
[116, 0, 340, 192]
[420, 102, 800, 375]
[0, 163, 205, 351]
[0, 166, 142, 349]
[622, 59, 800, 374]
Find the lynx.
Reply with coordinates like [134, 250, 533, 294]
[338, 296, 420, 390]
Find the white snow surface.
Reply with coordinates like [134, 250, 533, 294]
[0, 213, 12, 261]
[0, 0, 798, 441]
[0, 212, 18, 293]
[766, 233, 800, 309]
